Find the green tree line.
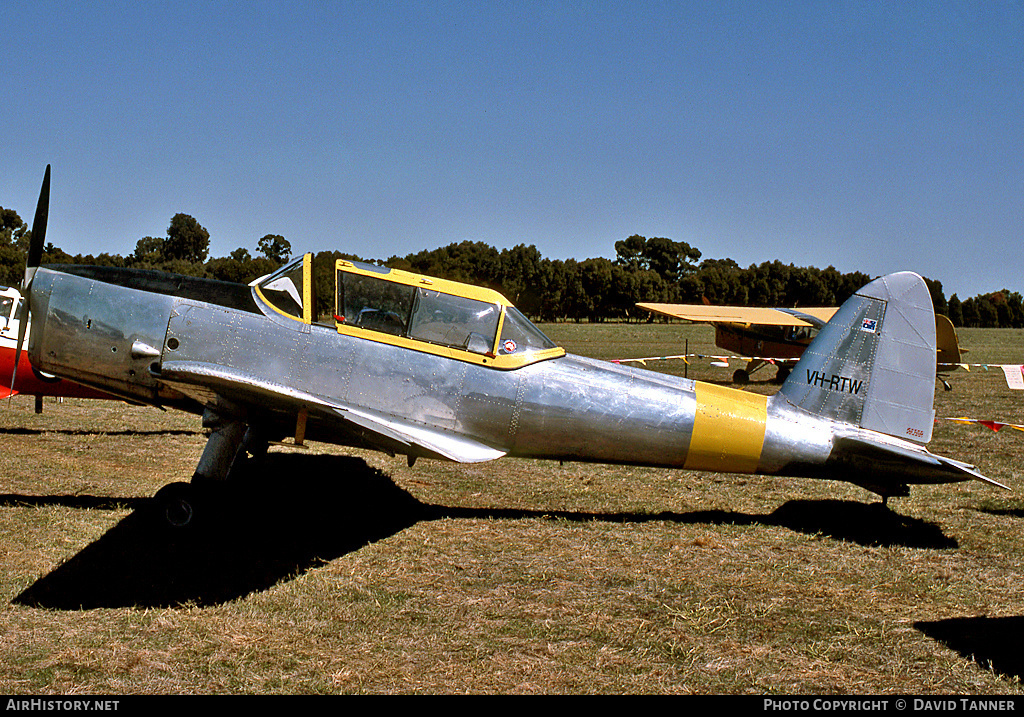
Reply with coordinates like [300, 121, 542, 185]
[1, 207, 1018, 327]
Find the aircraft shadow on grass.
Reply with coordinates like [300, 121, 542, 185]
[0, 427, 202, 438]
[916, 616, 1024, 683]
[976, 506, 1024, 520]
[11, 453, 956, 610]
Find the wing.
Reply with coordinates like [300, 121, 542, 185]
[637, 303, 837, 327]
[158, 359, 507, 464]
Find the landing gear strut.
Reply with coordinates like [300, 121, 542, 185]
[153, 405, 252, 529]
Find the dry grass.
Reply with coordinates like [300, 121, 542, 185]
[0, 323, 1022, 694]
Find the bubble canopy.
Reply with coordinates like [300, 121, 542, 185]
[255, 255, 563, 370]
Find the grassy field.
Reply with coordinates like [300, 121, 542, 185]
[1, 323, 1022, 694]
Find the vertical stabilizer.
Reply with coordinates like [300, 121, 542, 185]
[778, 272, 936, 443]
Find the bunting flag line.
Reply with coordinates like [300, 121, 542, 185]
[611, 353, 794, 367]
[612, 354, 1024, 390]
[941, 417, 1024, 433]
[612, 354, 1024, 434]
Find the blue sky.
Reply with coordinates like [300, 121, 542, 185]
[3, 1, 1021, 300]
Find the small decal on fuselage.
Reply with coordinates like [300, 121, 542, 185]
[806, 369, 864, 394]
[861, 318, 878, 333]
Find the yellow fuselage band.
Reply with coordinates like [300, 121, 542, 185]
[684, 382, 768, 474]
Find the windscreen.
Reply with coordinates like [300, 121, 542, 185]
[498, 307, 557, 356]
[256, 258, 306, 320]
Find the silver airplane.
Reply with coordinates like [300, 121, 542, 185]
[14, 167, 1006, 525]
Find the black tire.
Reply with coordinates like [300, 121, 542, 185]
[153, 482, 196, 529]
[732, 369, 750, 385]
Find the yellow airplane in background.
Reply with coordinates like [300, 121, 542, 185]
[637, 301, 963, 388]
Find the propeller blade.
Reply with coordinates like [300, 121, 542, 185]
[25, 164, 50, 284]
[9, 165, 50, 399]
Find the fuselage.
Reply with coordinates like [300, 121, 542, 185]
[24, 262, 977, 497]
[714, 323, 814, 360]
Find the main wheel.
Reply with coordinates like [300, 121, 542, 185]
[153, 482, 196, 528]
[732, 369, 750, 385]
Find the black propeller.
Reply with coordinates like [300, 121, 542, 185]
[8, 165, 50, 398]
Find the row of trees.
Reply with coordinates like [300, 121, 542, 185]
[949, 292, 1024, 330]
[1, 206, 1020, 327]
[0, 209, 291, 289]
[381, 238, 878, 323]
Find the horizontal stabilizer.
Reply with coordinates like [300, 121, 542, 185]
[833, 433, 1008, 491]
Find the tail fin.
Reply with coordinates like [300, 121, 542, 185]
[779, 272, 936, 444]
